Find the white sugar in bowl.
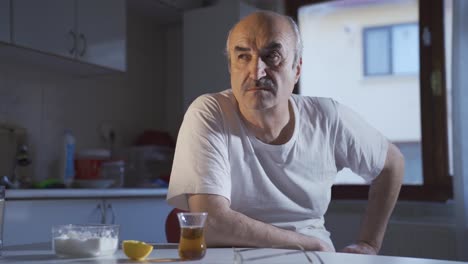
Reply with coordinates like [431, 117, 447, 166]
[52, 224, 119, 258]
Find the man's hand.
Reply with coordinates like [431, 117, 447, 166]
[341, 242, 378, 255]
[317, 240, 336, 252]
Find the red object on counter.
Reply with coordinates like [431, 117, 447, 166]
[74, 159, 105, 180]
[74, 149, 110, 180]
[134, 130, 175, 148]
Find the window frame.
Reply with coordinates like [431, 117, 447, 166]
[286, 0, 452, 201]
[363, 22, 419, 76]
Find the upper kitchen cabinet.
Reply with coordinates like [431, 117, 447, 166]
[13, 0, 75, 58]
[12, 0, 126, 71]
[0, 0, 11, 43]
[76, 0, 126, 71]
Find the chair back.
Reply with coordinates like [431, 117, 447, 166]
[165, 208, 185, 243]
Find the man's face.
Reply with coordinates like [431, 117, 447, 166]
[228, 14, 301, 112]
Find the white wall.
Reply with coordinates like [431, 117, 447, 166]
[163, 22, 184, 139]
[452, 0, 468, 261]
[0, 8, 167, 181]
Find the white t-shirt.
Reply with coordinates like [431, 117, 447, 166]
[167, 89, 388, 248]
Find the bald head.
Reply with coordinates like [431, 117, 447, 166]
[226, 11, 303, 68]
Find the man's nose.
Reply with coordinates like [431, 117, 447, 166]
[249, 57, 267, 81]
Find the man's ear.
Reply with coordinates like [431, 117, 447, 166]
[294, 57, 302, 84]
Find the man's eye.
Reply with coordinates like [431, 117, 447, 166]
[238, 54, 251, 61]
[264, 52, 281, 63]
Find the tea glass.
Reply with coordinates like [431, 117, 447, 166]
[177, 212, 208, 260]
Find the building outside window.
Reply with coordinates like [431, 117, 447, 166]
[364, 23, 419, 76]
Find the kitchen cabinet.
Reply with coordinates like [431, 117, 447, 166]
[104, 198, 172, 243]
[3, 199, 102, 246]
[0, 0, 11, 43]
[13, 0, 75, 58]
[75, 0, 126, 71]
[3, 197, 172, 246]
[12, 0, 126, 71]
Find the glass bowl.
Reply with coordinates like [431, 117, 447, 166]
[52, 224, 119, 258]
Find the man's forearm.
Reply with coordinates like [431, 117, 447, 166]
[188, 194, 332, 251]
[357, 144, 404, 252]
[206, 207, 328, 250]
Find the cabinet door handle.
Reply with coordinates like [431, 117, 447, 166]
[78, 33, 87, 57]
[68, 30, 77, 55]
[107, 203, 115, 224]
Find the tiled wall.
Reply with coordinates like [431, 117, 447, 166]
[0, 13, 171, 181]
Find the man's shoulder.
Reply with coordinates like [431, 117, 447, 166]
[189, 89, 235, 112]
[292, 94, 338, 115]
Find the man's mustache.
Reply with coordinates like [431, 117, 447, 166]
[255, 77, 275, 89]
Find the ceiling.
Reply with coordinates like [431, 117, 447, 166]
[127, 0, 285, 24]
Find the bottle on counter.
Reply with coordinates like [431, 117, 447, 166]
[60, 129, 76, 187]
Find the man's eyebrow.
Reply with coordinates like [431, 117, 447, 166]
[234, 46, 251, 52]
[263, 42, 282, 51]
[233, 42, 282, 53]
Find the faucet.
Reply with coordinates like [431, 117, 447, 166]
[1, 144, 31, 189]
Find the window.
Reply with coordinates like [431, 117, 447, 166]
[364, 23, 419, 76]
[286, 0, 452, 201]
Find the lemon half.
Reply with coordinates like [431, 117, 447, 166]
[122, 240, 154, 260]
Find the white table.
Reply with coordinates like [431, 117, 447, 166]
[1, 243, 467, 264]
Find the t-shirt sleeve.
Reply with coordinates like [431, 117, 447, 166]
[332, 100, 389, 183]
[166, 95, 231, 210]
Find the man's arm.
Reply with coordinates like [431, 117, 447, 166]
[342, 142, 405, 254]
[188, 194, 334, 251]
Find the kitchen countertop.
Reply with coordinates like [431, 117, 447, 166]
[5, 188, 168, 200]
[3, 243, 468, 264]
